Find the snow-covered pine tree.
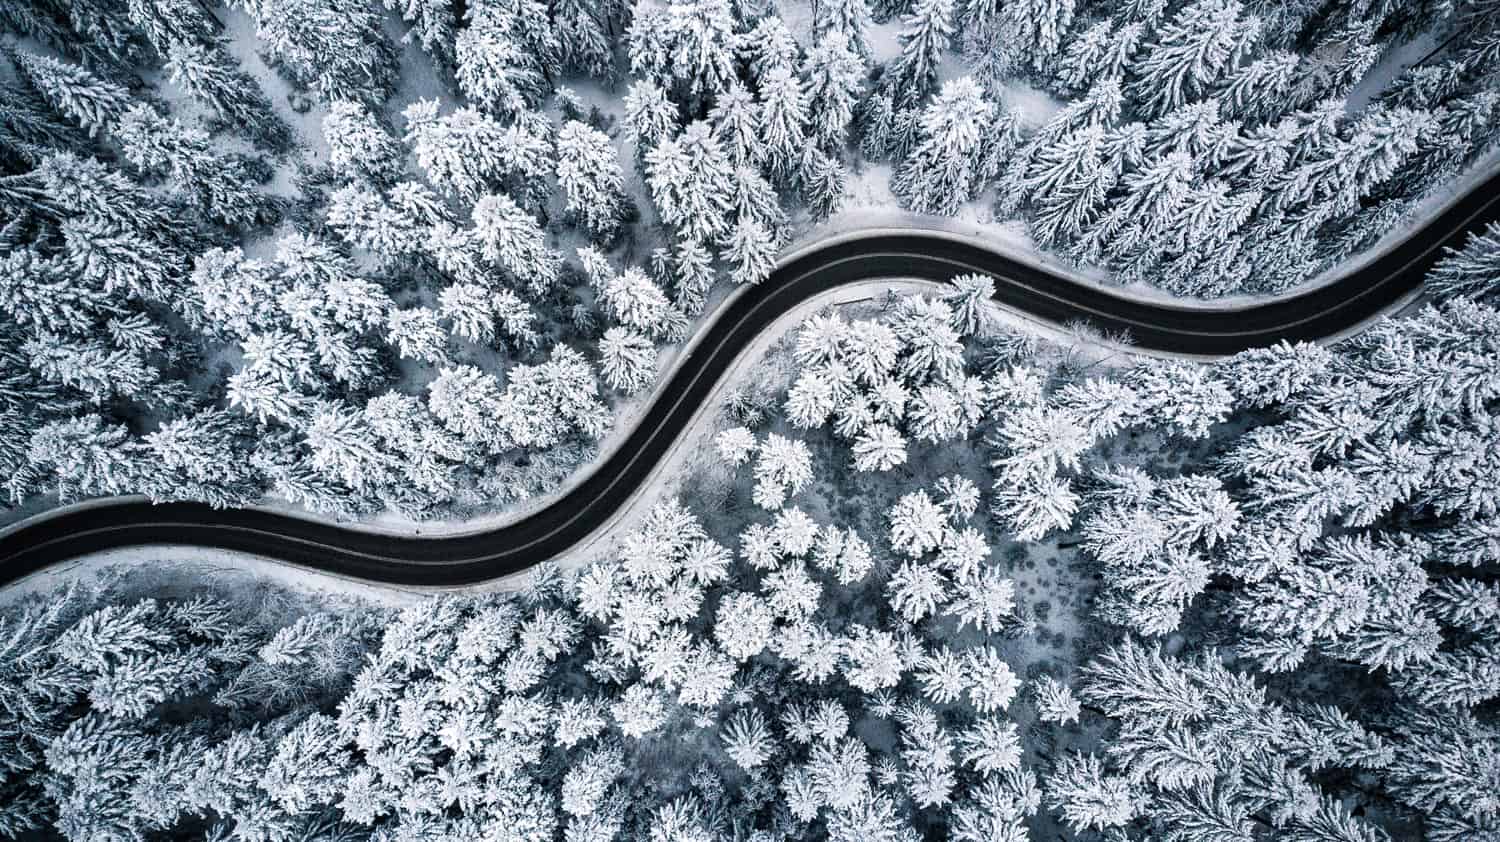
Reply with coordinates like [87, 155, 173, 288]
[627, 0, 739, 101]
[757, 64, 811, 183]
[623, 78, 679, 153]
[891, 77, 996, 216]
[11, 50, 129, 137]
[402, 100, 509, 202]
[644, 121, 735, 246]
[803, 31, 865, 151]
[1429, 220, 1500, 302]
[471, 192, 561, 297]
[973, 0, 1076, 81]
[551, 0, 616, 78]
[817, 0, 875, 56]
[891, 0, 954, 105]
[802, 149, 848, 220]
[246, 0, 397, 104]
[323, 100, 406, 184]
[1126, 0, 1260, 118]
[672, 238, 716, 315]
[163, 39, 288, 148]
[23, 414, 157, 501]
[721, 217, 778, 286]
[125, 0, 215, 54]
[456, 0, 556, 117]
[114, 105, 272, 228]
[383, 0, 458, 68]
[709, 83, 762, 168]
[597, 327, 656, 393]
[386, 306, 450, 364]
[1054, 19, 1144, 92]
[556, 120, 628, 242]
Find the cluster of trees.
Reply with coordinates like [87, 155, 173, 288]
[1, 486, 1065, 842]
[13, 260, 1494, 840]
[864, 0, 1500, 295]
[0, 0, 678, 519]
[763, 254, 1500, 837]
[619, 0, 875, 301]
[8, 0, 1500, 528]
[779, 283, 1233, 542]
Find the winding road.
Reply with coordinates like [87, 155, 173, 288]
[3, 178, 1499, 588]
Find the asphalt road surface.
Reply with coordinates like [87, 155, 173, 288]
[3, 180, 1498, 588]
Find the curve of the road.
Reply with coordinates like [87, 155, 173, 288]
[4, 175, 1500, 588]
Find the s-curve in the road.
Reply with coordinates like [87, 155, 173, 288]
[4, 175, 1499, 588]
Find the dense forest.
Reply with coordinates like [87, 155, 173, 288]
[3, 0, 1498, 525]
[3, 0, 1500, 839]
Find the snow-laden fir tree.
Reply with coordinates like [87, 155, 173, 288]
[10, 50, 129, 137]
[471, 192, 560, 297]
[455, 0, 556, 117]
[757, 64, 810, 182]
[163, 39, 287, 147]
[890, 0, 954, 104]
[114, 105, 272, 227]
[556, 120, 628, 242]
[243, 0, 397, 104]
[644, 121, 736, 247]
[891, 77, 998, 216]
[322, 100, 405, 183]
[597, 327, 656, 393]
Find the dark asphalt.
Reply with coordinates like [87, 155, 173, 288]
[3, 180, 1498, 587]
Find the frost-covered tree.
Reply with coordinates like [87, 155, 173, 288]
[818, 0, 875, 55]
[164, 39, 287, 147]
[891, 0, 955, 104]
[803, 149, 849, 220]
[114, 106, 272, 227]
[627, 0, 738, 99]
[598, 327, 656, 394]
[11, 50, 128, 136]
[323, 100, 405, 183]
[944, 273, 993, 335]
[1054, 18, 1143, 91]
[709, 83, 762, 168]
[472, 193, 560, 297]
[715, 426, 759, 466]
[803, 32, 865, 151]
[22, 414, 155, 502]
[557, 120, 628, 241]
[587, 255, 687, 341]
[246, 0, 397, 103]
[456, 0, 555, 117]
[439, 282, 498, 344]
[645, 121, 735, 245]
[383, 0, 458, 68]
[758, 64, 810, 181]
[1032, 675, 1080, 724]
[722, 217, 778, 286]
[552, 0, 616, 78]
[1426, 220, 1500, 303]
[1127, 0, 1259, 118]
[889, 489, 948, 557]
[1045, 753, 1137, 833]
[402, 100, 509, 202]
[25, 333, 155, 404]
[716, 592, 775, 660]
[892, 78, 998, 216]
[753, 433, 815, 509]
[623, 79, 679, 152]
